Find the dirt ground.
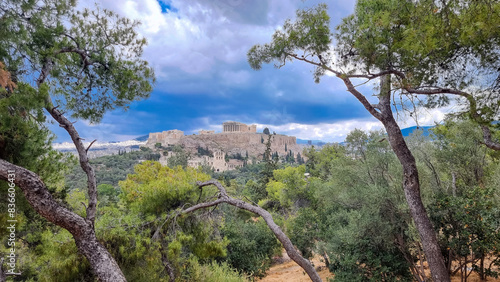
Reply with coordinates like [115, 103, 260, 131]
[259, 252, 332, 282]
[259, 252, 500, 282]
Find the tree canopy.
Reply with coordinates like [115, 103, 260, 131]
[0, 0, 155, 280]
[247, 1, 500, 280]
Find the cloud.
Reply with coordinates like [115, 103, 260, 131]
[253, 119, 383, 142]
[57, 0, 449, 145]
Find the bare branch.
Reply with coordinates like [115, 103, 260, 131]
[181, 198, 225, 214]
[182, 180, 323, 282]
[402, 85, 500, 150]
[284, 52, 383, 121]
[86, 139, 97, 153]
[36, 58, 98, 225]
[480, 125, 500, 150]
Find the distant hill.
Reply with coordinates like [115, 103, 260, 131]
[400, 125, 435, 137]
[297, 139, 325, 145]
[134, 134, 149, 141]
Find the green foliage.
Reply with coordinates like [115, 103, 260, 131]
[287, 129, 414, 281]
[286, 207, 319, 259]
[120, 161, 211, 214]
[184, 258, 249, 282]
[303, 143, 345, 180]
[266, 165, 313, 210]
[248, 4, 331, 82]
[261, 134, 277, 182]
[197, 146, 213, 157]
[1, 0, 155, 122]
[263, 127, 270, 135]
[167, 145, 190, 169]
[101, 163, 227, 280]
[430, 186, 500, 279]
[65, 147, 160, 189]
[30, 230, 92, 282]
[222, 211, 281, 277]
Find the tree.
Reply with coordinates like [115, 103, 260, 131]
[261, 134, 277, 183]
[263, 127, 270, 135]
[296, 152, 304, 165]
[0, 1, 154, 280]
[167, 145, 190, 169]
[247, 2, 475, 280]
[182, 180, 322, 282]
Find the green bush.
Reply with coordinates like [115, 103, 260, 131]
[222, 214, 281, 277]
[184, 258, 248, 282]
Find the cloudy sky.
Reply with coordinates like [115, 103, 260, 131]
[50, 0, 450, 143]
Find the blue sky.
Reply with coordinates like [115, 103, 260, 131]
[50, 0, 448, 143]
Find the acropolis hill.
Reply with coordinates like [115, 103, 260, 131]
[146, 121, 302, 171]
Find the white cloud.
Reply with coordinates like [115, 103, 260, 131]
[395, 105, 455, 128]
[253, 119, 383, 142]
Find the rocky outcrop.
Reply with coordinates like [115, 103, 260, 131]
[147, 131, 301, 160]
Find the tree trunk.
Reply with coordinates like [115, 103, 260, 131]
[0, 160, 127, 281]
[377, 76, 450, 282]
[383, 116, 449, 281]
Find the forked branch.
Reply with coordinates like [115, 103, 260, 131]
[181, 180, 322, 282]
[37, 56, 98, 225]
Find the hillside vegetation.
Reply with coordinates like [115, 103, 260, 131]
[3, 121, 498, 281]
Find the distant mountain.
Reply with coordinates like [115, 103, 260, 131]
[297, 139, 325, 145]
[53, 139, 147, 158]
[134, 135, 149, 141]
[400, 125, 435, 137]
[54, 126, 435, 159]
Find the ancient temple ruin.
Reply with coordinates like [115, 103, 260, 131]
[222, 121, 257, 133]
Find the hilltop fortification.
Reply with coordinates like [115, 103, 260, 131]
[146, 122, 302, 171]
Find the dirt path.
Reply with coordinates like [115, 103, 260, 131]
[259, 252, 332, 282]
[259, 251, 500, 282]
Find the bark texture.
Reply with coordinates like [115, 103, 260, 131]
[0, 160, 126, 281]
[374, 76, 450, 282]
[270, 54, 450, 281]
[182, 180, 322, 282]
[8, 54, 128, 280]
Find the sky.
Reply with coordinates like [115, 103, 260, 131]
[50, 0, 451, 143]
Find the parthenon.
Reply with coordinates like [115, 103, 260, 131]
[223, 121, 257, 133]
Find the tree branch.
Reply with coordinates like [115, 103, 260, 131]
[45, 102, 98, 224]
[0, 159, 88, 234]
[285, 53, 383, 121]
[37, 60, 98, 225]
[480, 125, 500, 150]
[181, 198, 225, 214]
[181, 180, 323, 282]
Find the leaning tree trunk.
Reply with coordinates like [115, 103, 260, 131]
[377, 76, 450, 282]
[0, 160, 127, 281]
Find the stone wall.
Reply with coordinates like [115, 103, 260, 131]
[147, 130, 184, 146]
[180, 133, 300, 158]
[147, 128, 302, 171]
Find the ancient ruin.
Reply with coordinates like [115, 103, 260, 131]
[147, 122, 301, 172]
[147, 129, 184, 146]
[223, 121, 257, 133]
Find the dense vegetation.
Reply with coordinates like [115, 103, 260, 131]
[2, 120, 499, 281]
[65, 147, 160, 189]
[1, 0, 500, 281]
